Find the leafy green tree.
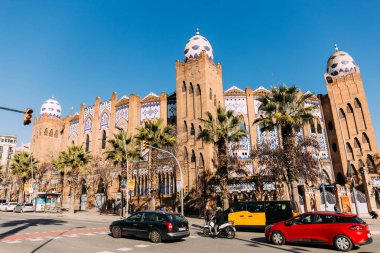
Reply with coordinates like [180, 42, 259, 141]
[197, 106, 247, 210]
[9, 151, 38, 202]
[135, 119, 176, 210]
[253, 84, 315, 207]
[54, 145, 91, 214]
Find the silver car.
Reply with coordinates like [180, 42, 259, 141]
[14, 203, 34, 213]
[2, 202, 18, 212]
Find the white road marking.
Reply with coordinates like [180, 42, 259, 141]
[116, 248, 133, 251]
[28, 238, 44, 241]
[64, 234, 79, 238]
[96, 251, 115, 253]
[96, 232, 109, 235]
[189, 235, 199, 238]
[54, 236, 63, 239]
[135, 244, 150, 248]
[5, 240, 22, 244]
[84, 233, 95, 236]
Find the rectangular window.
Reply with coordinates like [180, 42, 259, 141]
[315, 215, 334, 224]
[8, 147, 13, 153]
[0, 146, 3, 151]
[246, 202, 265, 212]
[8, 154, 12, 159]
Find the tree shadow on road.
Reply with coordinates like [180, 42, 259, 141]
[0, 218, 67, 240]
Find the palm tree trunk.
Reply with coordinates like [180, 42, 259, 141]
[149, 148, 158, 210]
[281, 125, 300, 207]
[69, 182, 76, 214]
[218, 141, 230, 211]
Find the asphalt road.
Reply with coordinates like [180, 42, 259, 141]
[0, 212, 379, 253]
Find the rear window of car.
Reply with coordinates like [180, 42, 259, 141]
[335, 216, 365, 224]
[167, 214, 187, 223]
[25, 204, 33, 206]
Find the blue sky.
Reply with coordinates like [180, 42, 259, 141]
[1, 0, 379, 146]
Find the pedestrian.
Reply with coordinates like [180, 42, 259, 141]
[213, 206, 224, 238]
[334, 204, 339, 213]
[131, 202, 135, 214]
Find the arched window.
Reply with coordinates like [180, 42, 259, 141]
[354, 98, 367, 129]
[354, 137, 362, 156]
[184, 147, 188, 163]
[350, 164, 359, 184]
[184, 121, 188, 141]
[359, 159, 365, 169]
[54, 130, 58, 138]
[190, 123, 195, 136]
[209, 88, 213, 100]
[44, 128, 48, 136]
[317, 123, 322, 134]
[347, 103, 358, 134]
[85, 135, 90, 152]
[190, 83, 195, 119]
[367, 154, 376, 173]
[214, 95, 217, 106]
[182, 81, 186, 93]
[101, 130, 107, 149]
[199, 125, 204, 147]
[71, 140, 75, 145]
[191, 150, 196, 163]
[310, 121, 316, 133]
[346, 142, 354, 161]
[196, 84, 202, 117]
[362, 132, 372, 151]
[339, 108, 350, 139]
[199, 153, 204, 168]
[182, 81, 187, 117]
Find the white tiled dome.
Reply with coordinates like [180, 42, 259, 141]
[40, 97, 62, 118]
[184, 28, 213, 62]
[327, 45, 357, 77]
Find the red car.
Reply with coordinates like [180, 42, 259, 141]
[265, 212, 372, 252]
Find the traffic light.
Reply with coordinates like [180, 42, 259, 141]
[23, 108, 33, 125]
[176, 191, 180, 199]
[184, 186, 188, 195]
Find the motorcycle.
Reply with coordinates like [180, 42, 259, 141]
[203, 216, 236, 239]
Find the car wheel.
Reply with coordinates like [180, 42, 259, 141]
[334, 235, 353, 252]
[271, 231, 286, 245]
[225, 227, 235, 239]
[111, 226, 122, 238]
[203, 227, 211, 237]
[150, 230, 162, 243]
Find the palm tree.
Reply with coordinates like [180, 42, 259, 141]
[135, 119, 176, 210]
[9, 151, 38, 202]
[54, 145, 91, 214]
[197, 106, 247, 210]
[253, 84, 315, 207]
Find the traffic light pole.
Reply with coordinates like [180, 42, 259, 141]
[0, 106, 25, 114]
[145, 145, 184, 216]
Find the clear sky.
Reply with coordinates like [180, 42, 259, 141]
[0, 0, 379, 146]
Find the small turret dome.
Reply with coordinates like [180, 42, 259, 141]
[327, 44, 357, 76]
[40, 97, 62, 118]
[184, 28, 213, 62]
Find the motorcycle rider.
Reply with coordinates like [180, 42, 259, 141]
[213, 206, 224, 238]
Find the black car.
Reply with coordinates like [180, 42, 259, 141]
[109, 211, 190, 243]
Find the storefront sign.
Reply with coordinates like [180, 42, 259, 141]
[341, 196, 351, 213]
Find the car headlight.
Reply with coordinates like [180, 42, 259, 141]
[265, 225, 274, 231]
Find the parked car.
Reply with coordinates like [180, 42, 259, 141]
[0, 203, 7, 211]
[227, 200, 299, 229]
[265, 212, 372, 251]
[1, 202, 18, 212]
[109, 211, 190, 243]
[13, 202, 34, 213]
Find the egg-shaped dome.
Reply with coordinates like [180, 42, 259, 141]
[184, 28, 213, 62]
[327, 45, 357, 77]
[40, 97, 62, 118]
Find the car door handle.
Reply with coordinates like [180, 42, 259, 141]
[240, 215, 244, 217]
[248, 215, 253, 217]
[133, 224, 138, 226]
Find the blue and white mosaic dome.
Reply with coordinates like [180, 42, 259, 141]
[40, 97, 62, 118]
[327, 45, 357, 77]
[184, 28, 213, 62]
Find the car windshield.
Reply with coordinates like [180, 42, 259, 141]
[167, 214, 187, 223]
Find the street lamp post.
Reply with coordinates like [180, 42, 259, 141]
[115, 126, 129, 218]
[145, 144, 184, 216]
[317, 155, 328, 211]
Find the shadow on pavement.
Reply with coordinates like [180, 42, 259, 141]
[0, 218, 67, 240]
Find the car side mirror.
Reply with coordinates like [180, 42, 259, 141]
[284, 220, 292, 226]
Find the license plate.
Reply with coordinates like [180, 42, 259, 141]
[178, 227, 186, 231]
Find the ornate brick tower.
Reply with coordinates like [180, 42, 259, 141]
[321, 45, 379, 212]
[175, 28, 224, 194]
[30, 97, 65, 163]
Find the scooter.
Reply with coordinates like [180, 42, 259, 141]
[203, 216, 236, 239]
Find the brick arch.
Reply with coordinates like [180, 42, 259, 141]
[354, 98, 367, 129]
[362, 132, 372, 151]
[346, 142, 354, 161]
[339, 108, 350, 139]
[347, 103, 358, 135]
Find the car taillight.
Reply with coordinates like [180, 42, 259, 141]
[350, 225, 364, 230]
[163, 221, 173, 231]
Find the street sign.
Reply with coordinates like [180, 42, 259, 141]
[176, 181, 183, 191]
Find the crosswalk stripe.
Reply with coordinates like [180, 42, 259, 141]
[5, 240, 22, 244]
[28, 238, 44, 241]
[116, 248, 133, 251]
[135, 244, 150, 248]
